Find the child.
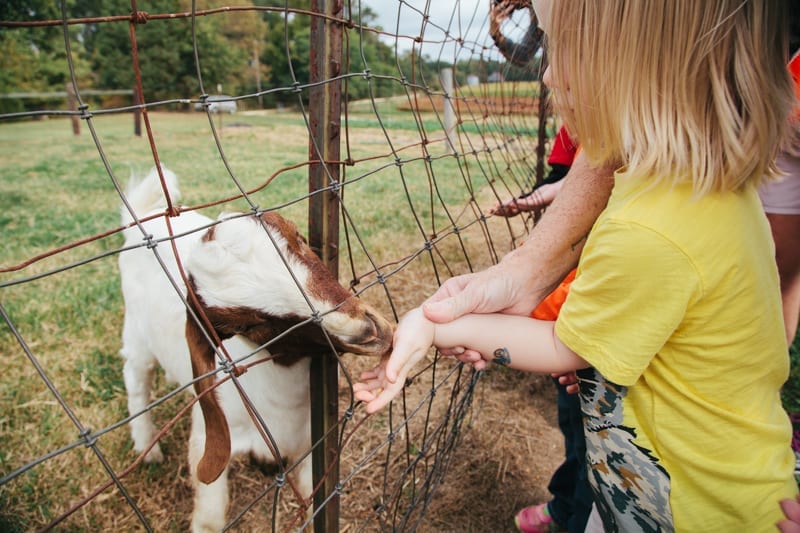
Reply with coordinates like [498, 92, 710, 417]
[491, 130, 592, 532]
[354, 0, 799, 530]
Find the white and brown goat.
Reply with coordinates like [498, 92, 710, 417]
[118, 166, 393, 532]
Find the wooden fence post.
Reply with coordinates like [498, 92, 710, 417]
[66, 83, 80, 136]
[133, 85, 142, 137]
[308, 0, 343, 531]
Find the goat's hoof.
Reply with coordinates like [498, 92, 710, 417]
[191, 516, 225, 533]
[142, 445, 164, 463]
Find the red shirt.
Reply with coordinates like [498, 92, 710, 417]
[547, 126, 578, 167]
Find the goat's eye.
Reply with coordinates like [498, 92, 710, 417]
[296, 232, 308, 245]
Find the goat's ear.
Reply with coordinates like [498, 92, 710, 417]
[185, 309, 231, 484]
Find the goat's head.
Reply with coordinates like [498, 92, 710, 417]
[183, 211, 393, 484]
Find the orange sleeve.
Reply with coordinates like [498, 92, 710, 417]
[530, 269, 577, 321]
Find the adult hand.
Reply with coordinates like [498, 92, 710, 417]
[425, 151, 616, 326]
[489, 182, 563, 218]
[423, 249, 556, 324]
[489, 0, 520, 33]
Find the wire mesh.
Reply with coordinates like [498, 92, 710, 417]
[0, 1, 554, 530]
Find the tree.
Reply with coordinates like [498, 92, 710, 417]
[0, 0, 93, 113]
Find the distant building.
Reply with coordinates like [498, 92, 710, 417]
[466, 74, 480, 86]
[487, 71, 504, 83]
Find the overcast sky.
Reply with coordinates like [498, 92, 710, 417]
[360, 0, 490, 57]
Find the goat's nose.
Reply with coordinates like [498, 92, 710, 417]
[339, 306, 393, 356]
[363, 307, 394, 356]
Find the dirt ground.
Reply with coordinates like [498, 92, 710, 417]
[417, 369, 564, 532]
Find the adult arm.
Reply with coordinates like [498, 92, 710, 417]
[489, 0, 543, 67]
[423, 151, 615, 322]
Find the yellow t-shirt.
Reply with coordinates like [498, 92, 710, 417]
[555, 174, 797, 531]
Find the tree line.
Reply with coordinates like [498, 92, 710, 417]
[0, 0, 540, 114]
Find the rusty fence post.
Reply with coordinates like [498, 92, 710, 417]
[308, 0, 343, 531]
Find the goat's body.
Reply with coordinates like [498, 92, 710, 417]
[119, 168, 312, 532]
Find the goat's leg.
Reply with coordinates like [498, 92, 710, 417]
[121, 351, 164, 462]
[189, 405, 229, 533]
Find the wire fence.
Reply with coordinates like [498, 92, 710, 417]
[0, 1, 554, 530]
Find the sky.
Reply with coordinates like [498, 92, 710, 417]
[360, 0, 492, 57]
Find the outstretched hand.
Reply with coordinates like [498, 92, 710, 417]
[489, 182, 561, 218]
[353, 308, 435, 414]
[489, 194, 547, 218]
[354, 307, 491, 413]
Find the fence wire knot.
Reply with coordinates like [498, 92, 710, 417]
[79, 428, 97, 448]
[219, 358, 237, 376]
[130, 11, 149, 25]
[1, 3, 550, 528]
[77, 103, 91, 119]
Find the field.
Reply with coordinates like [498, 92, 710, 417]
[1, 106, 797, 532]
[0, 108, 569, 531]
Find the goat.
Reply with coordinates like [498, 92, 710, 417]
[118, 165, 393, 532]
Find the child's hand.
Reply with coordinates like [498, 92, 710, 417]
[552, 371, 580, 394]
[778, 494, 800, 532]
[353, 308, 435, 414]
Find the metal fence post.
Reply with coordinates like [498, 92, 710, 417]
[308, 0, 343, 531]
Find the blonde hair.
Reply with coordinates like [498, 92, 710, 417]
[545, 0, 796, 193]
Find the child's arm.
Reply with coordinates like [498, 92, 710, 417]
[353, 307, 589, 413]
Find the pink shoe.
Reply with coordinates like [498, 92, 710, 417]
[515, 502, 556, 533]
